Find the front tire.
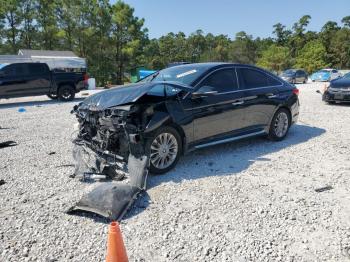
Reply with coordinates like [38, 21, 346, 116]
[58, 85, 75, 101]
[268, 108, 291, 141]
[146, 126, 182, 174]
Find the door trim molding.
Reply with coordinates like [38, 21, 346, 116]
[194, 130, 266, 149]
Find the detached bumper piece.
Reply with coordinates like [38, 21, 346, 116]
[68, 139, 149, 221]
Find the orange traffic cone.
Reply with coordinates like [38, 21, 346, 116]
[106, 222, 128, 262]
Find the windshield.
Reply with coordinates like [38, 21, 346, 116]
[0, 64, 8, 70]
[319, 70, 330, 73]
[282, 69, 296, 76]
[343, 72, 350, 79]
[139, 64, 211, 86]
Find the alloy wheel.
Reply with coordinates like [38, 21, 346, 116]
[150, 132, 178, 170]
[274, 112, 289, 138]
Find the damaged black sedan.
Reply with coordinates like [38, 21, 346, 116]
[72, 63, 299, 175]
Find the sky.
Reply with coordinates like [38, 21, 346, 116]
[112, 0, 350, 39]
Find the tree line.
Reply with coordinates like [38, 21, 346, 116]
[0, 0, 350, 85]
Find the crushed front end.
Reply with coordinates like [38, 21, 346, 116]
[69, 102, 156, 220]
[72, 102, 155, 178]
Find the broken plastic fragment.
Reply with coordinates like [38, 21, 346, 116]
[68, 154, 149, 221]
[315, 186, 333, 193]
[0, 141, 17, 149]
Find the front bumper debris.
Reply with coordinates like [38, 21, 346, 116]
[68, 153, 148, 221]
[69, 117, 150, 221]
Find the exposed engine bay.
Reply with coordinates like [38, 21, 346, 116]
[73, 102, 155, 167]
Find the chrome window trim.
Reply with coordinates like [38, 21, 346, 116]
[182, 65, 284, 99]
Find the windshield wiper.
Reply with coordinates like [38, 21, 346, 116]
[149, 71, 160, 81]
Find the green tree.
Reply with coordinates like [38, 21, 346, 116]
[273, 23, 291, 45]
[341, 16, 350, 28]
[1, 0, 22, 53]
[320, 21, 340, 65]
[111, 1, 147, 84]
[230, 31, 257, 64]
[295, 40, 329, 73]
[289, 15, 312, 57]
[20, 0, 37, 49]
[187, 30, 206, 62]
[257, 45, 290, 73]
[36, 0, 59, 50]
[329, 28, 350, 68]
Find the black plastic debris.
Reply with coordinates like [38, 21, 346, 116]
[0, 179, 5, 186]
[48, 152, 56, 155]
[315, 186, 333, 193]
[55, 164, 75, 168]
[68, 154, 149, 221]
[0, 141, 17, 149]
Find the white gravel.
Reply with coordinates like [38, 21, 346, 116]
[0, 84, 350, 262]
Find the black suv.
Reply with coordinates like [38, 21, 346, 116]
[73, 63, 299, 174]
[0, 62, 88, 101]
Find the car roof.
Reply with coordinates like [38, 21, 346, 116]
[179, 62, 269, 71]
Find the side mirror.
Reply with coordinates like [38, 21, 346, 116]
[192, 90, 218, 98]
[191, 86, 218, 98]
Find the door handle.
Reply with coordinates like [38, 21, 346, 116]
[266, 93, 277, 98]
[232, 101, 244, 106]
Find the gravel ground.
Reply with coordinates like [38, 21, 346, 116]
[0, 83, 350, 262]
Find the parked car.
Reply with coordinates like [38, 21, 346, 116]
[72, 63, 300, 174]
[310, 69, 341, 82]
[321, 75, 350, 104]
[0, 62, 88, 101]
[280, 69, 308, 84]
[342, 72, 350, 79]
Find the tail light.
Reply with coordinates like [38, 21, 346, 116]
[83, 73, 89, 85]
[292, 88, 299, 96]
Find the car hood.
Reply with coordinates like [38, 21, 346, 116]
[80, 81, 192, 110]
[330, 78, 350, 88]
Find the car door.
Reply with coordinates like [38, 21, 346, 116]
[187, 68, 247, 143]
[0, 63, 32, 97]
[27, 63, 52, 95]
[237, 67, 281, 131]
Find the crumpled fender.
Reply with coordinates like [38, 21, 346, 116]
[144, 112, 170, 134]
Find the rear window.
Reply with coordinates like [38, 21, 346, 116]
[3, 64, 28, 76]
[282, 69, 296, 76]
[239, 68, 281, 89]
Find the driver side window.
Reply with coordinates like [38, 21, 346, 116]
[198, 68, 238, 93]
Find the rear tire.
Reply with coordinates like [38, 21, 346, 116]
[268, 108, 291, 141]
[146, 126, 182, 175]
[58, 85, 75, 101]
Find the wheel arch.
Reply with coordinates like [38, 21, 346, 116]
[267, 105, 292, 131]
[58, 82, 76, 92]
